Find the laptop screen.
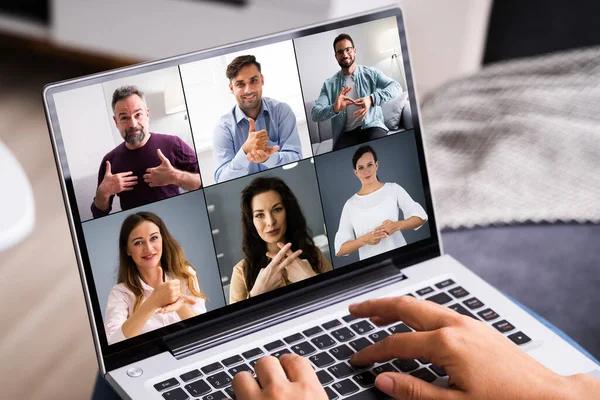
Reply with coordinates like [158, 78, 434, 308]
[43, 8, 438, 360]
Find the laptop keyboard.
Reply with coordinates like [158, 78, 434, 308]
[153, 278, 533, 399]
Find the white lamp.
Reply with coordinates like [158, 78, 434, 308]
[377, 27, 403, 80]
[164, 82, 187, 115]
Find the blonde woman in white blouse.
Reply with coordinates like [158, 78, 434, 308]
[334, 145, 428, 261]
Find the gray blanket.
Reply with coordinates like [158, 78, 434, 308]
[421, 47, 600, 229]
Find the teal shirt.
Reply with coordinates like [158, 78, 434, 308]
[311, 65, 401, 143]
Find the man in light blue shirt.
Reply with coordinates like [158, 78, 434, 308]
[213, 55, 302, 183]
[311, 33, 401, 151]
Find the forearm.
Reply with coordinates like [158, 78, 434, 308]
[394, 216, 425, 232]
[176, 304, 197, 321]
[175, 170, 201, 190]
[121, 301, 155, 339]
[337, 238, 365, 257]
[93, 186, 111, 211]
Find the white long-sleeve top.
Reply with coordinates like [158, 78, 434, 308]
[104, 266, 207, 345]
[334, 182, 428, 261]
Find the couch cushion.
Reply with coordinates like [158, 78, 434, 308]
[382, 91, 409, 130]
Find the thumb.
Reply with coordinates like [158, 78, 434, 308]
[105, 161, 112, 175]
[267, 145, 280, 155]
[375, 373, 454, 400]
[156, 148, 169, 164]
[248, 118, 256, 133]
[158, 266, 164, 284]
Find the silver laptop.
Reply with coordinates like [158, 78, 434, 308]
[43, 7, 598, 400]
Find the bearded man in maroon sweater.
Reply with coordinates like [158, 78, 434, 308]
[91, 85, 201, 219]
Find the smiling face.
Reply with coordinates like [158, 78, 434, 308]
[334, 39, 356, 70]
[251, 190, 287, 245]
[354, 152, 379, 185]
[229, 64, 264, 116]
[126, 221, 163, 271]
[113, 94, 150, 149]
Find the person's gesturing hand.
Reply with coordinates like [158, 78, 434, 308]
[143, 149, 178, 187]
[352, 95, 372, 120]
[349, 296, 594, 400]
[333, 86, 356, 113]
[233, 354, 327, 400]
[98, 160, 138, 197]
[242, 118, 269, 155]
[267, 242, 317, 284]
[249, 243, 302, 298]
[375, 219, 397, 236]
[246, 146, 280, 164]
[360, 230, 388, 246]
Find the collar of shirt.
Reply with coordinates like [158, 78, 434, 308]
[337, 65, 362, 88]
[234, 98, 272, 125]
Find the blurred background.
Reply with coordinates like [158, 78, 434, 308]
[1, 0, 599, 398]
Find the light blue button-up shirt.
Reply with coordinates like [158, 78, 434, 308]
[213, 97, 303, 183]
[311, 65, 401, 144]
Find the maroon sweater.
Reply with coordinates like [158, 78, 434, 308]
[91, 133, 199, 219]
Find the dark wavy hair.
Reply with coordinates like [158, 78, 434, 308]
[226, 55, 261, 81]
[352, 145, 378, 169]
[240, 177, 323, 291]
[117, 212, 205, 311]
[333, 33, 355, 50]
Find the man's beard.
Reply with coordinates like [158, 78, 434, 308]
[338, 55, 355, 69]
[124, 127, 146, 145]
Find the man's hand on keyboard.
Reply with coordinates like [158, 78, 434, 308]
[348, 296, 597, 400]
[232, 354, 327, 400]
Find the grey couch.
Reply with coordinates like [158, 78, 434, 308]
[308, 92, 413, 155]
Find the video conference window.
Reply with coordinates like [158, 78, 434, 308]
[179, 40, 314, 187]
[54, 67, 201, 222]
[294, 17, 412, 155]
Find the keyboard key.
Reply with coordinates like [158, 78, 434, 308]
[328, 362, 355, 379]
[317, 369, 334, 385]
[291, 341, 316, 356]
[388, 323, 412, 334]
[283, 333, 304, 344]
[185, 380, 211, 397]
[202, 391, 227, 400]
[405, 293, 415, 297]
[350, 320, 375, 335]
[353, 371, 376, 387]
[180, 369, 202, 382]
[344, 387, 388, 399]
[271, 349, 291, 359]
[418, 359, 431, 365]
[221, 355, 243, 367]
[331, 327, 356, 342]
[463, 297, 484, 310]
[349, 337, 372, 352]
[330, 344, 354, 360]
[508, 331, 532, 345]
[416, 287, 434, 296]
[425, 292, 453, 305]
[309, 352, 336, 368]
[368, 330, 389, 343]
[264, 340, 285, 352]
[241, 348, 263, 360]
[154, 378, 179, 392]
[342, 314, 358, 322]
[201, 362, 223, 375]
[162, 387, 189, 400]
[323, 319, 342, 330]
[410, 368, 437, 382]
[477, 308, 500, 321]
[449, 286, 469, 298]
[224, 386, 236, 400]
[332, 379, 360, 396]
[303, 326, 323, 337]
[207, 371, 232, 389]
[311, 334, 336, 349]
[392, 359, 419, 372]
[228, 364, 252, 377]
[430, 365, 447, 377]
[372, 363, 397, 375]
[435, 279, 455, 289]
[493, 320, 516, 333]
[324, 386, 339, 400]
[448, 303, 478, 319]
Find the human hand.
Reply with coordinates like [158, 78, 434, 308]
[242, 118, 269, 155]
[98, 161, 138, 197]
[352, 95, 372, 120]
[148, 267, 183, 309]
[267, 242, 317, 284]
[143, 149, 177, 187]
[375, 219, 397, 236]
[246, 146, 280, 164]
[232, 354, 327, 400]
[250, 243, 302, 297]
[333, 86, 356, 113]
[349, 296, 588, 400]
[360, 230, 388, 246]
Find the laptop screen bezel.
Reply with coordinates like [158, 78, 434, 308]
[42, 6, 441, 371]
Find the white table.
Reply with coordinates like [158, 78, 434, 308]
[0, 140, 35, 252]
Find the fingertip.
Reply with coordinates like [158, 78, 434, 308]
[375, 374, 394, 395]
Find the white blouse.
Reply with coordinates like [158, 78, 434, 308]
[334, 182, 428, 261]
[104, 266, 207, 345]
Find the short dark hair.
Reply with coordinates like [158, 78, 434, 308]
[111, 85, 145, 112]
[352, 145, 378, 169]
[226, 55, 261, 81]
[333, 33, 355, 50]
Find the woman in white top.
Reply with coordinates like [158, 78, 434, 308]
[104, 212, 207, 344]
[334, 145, 428, 261]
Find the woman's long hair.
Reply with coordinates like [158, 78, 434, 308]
[240, 177, 323, 291]
[117, 212, 205, 311]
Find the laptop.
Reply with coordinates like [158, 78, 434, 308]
[43, 7, 598, 399]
